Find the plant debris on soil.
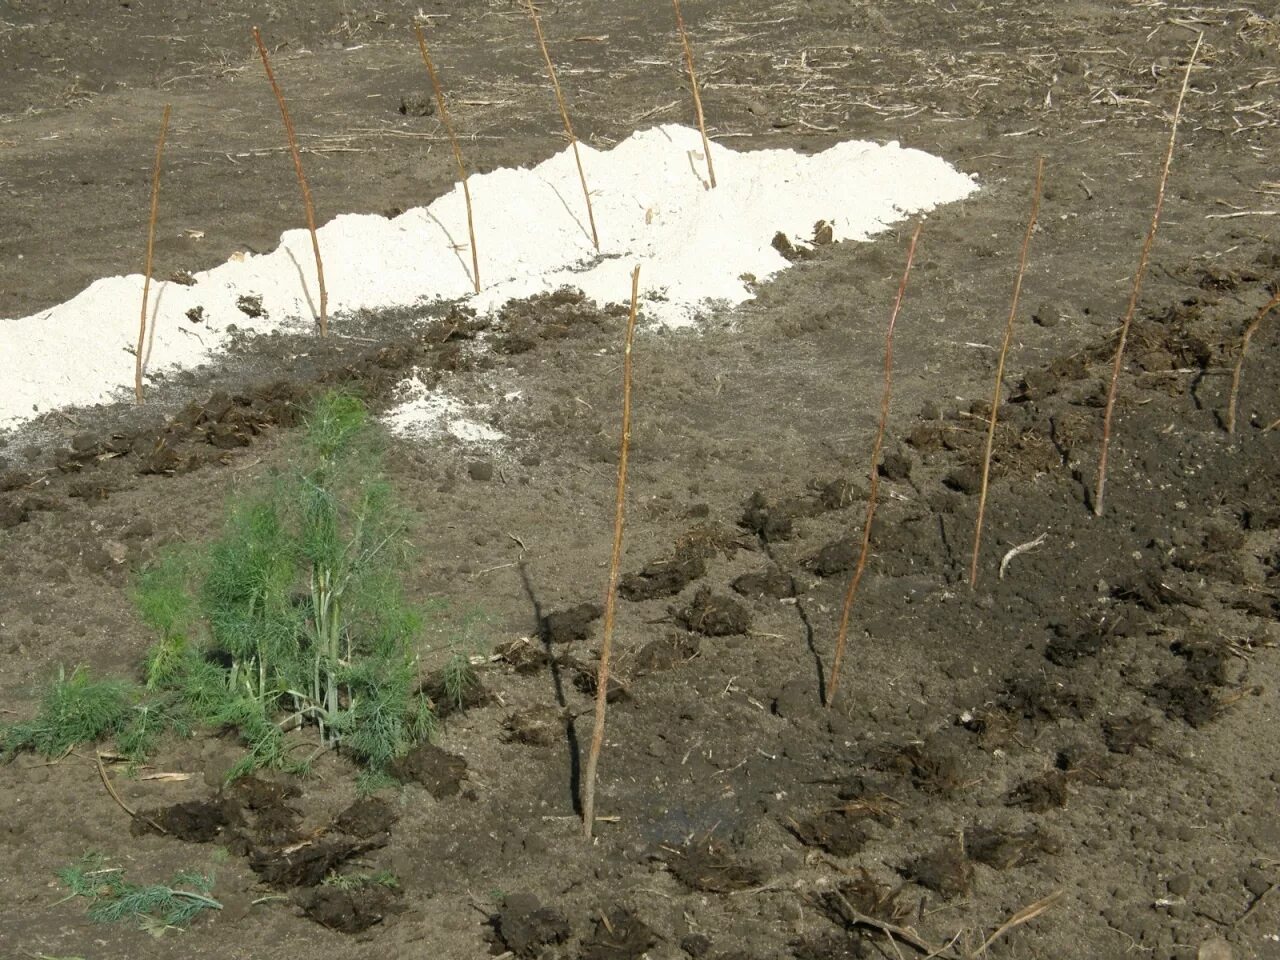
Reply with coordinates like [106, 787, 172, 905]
[3, 2, 1280, 959]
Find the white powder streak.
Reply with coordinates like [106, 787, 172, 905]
[0, 124, 976, 430]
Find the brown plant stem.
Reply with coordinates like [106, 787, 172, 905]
[253, 26, 329, 336]
[522, 0, 599, 251]
[1094, 33, 1200, 516]
[1225, 286, 1280, 435]
[582, 264, 641, 839]
[134, 103, 171, 404]
[413, 23, 481, 294]
[969, 157, 1044, 588]
[672, 0, 715, 188]
[826, 222, 922, 709]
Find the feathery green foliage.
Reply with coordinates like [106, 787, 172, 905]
[6, 392, 444, 782]
[57, 854, 221, 933]
[2, 667, 135, 759]
[131, 390, 433, 778]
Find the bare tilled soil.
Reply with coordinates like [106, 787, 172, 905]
[2, 2, 1279, 959]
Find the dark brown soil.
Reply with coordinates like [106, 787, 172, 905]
[3, 2, 1280, 959]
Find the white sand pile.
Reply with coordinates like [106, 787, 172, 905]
[0, 124, 977, 432]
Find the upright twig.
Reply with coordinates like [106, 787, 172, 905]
[969, 157, 1044, 588]
[253, 26, 329, 336]
[671, 0, 716, 188]
[522, 0, 599, 251]
[1225, 286, 1280, 435]
[134, 103, 171, 405]
[582, 265, 641, 839]
[1094, 33, 1201, 516]
[826, 223, 922, 709]
[413, 23, 481, 294]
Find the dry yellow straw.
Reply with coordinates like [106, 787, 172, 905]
[413, 23, 481, 294]
[582, 264, 642, 839]
[253, 26, 329, 336]
[1094, 34, 1200, 516]
[969, 157, 1044, 588]
[134, 103, 172, 404]
[672, 0, 716, 188]
[522, 0, 600, 251]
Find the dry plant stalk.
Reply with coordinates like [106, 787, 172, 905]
[672, 0, 716, 188]
[969, 157, 1044, 587]
[973, 889, 1063, 956]
[413, 23, 481, 293]
[134, 103, 172, 404]
[582, 264, 642, 839]
[253, 26, 329, 336]
[826, 223, 923, 709]
[522, 0, 600, 251]
[1225, 286, 1280, 434]
[1094, 34, 1201, 516]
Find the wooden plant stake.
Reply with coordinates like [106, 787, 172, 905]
[1094, 34, 1201, 516]
[134, 103, 172, 404]
[522, 0, 600, 251]
[413, 23, 481, 294]
[1225, 287, 1280, 435]
[969, 157, 1044, 588]
[672, 0, 716, 188]
[826, 223, 922, 709]
[253, 26, 329, 336]
[582, 264, 641, 839]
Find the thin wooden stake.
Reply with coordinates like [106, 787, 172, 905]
[582, 265, 641, 839]
[826, 223, 922, 709]
[672, 0, 716, 188]
[969, 157, 1044, 588]
[413, 23, 481, 294]
[1225, 286, 1280, 435]
[134, 103, 171, 405]
[253, 26, 329, 336]
[1094, 34, 1200, 516]
[522, 0, 599, 251]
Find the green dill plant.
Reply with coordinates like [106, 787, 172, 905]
[57, 854, 221, 933]
[131, 390, 433, 778]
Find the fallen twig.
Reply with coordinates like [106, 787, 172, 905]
[1225, 287, 1280, 435]
[96, 757, 167, 835]
[830, 891, 957, 958]
[973, 889, 1063, 956]
[1094, 34, 1201, 516]
[134, 103, 172, 404]
[970, 157, 1044, 587]
[999, 531, 1049, 579]
[827, 222, 923, 708]
[582, 265, 642, 839]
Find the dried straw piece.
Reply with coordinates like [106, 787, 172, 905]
[413, 23, 481, 294]
[1094, 34, 1201, 516]
[253, 26, 329, 336]
[1225, 287, 1280, 435]
[826, 223, 923, 709]
[969, 157, 1044, 587]
[134, 103, 172, 404]
[672, 0, 716, 188]
[522, 0, 599, 251]
[582, 264, 642, 839]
